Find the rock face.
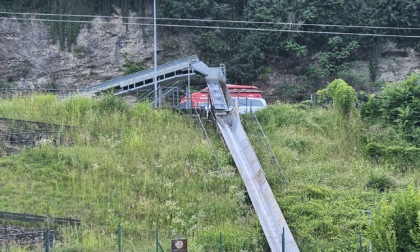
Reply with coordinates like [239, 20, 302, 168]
[260, 42, 419, 101]
[379, 42, 420, 83]
[0, 16, 418, 93]
[0, 15, 194, 90]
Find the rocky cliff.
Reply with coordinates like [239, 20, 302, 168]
[0, 16, 419, 95]
[0, 15, 195, 90]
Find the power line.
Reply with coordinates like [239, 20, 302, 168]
[1, 16, 420, 38]
[0, 11, 150, 20]
[1, 11, 420, 31]
[160, 18, 420, 31]
[155, 24, 420, 38]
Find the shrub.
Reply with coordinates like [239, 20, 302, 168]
[319, 36, 358, 74]
[361, 74, 420, 146]
[369, 185, 420, 251]
[316, 79, 357, 118]
[334, 82, 357, 116]
[95, 92, 130, 114]
[122, 54, 146, 76]
[365, 143, 420, 169]
[366, 171, 395, 192]
[360, 94, 380, 121]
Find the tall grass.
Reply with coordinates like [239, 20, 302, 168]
[245, 103, 420, 251]
[0, 95, 264, 251]
[0, 95, 418, 251]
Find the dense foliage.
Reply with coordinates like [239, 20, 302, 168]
[362, 74, 420, 147]
[0, 95, 268, 251]
[369, 185, 420, 252]
[316, 78, 357, 118]
[1, 0, 419, 86]
[0, 92, 419, 250]
[184, 0, 420, 85]
[1, 1, 420, 250]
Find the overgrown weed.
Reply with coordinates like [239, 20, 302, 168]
[0, 95, 417, 251]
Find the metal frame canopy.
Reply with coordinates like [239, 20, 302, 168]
[85, 55, 205, 95]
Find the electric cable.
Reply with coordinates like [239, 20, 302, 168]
[1, 16, 419, 38]
[1, 11, 420, 31]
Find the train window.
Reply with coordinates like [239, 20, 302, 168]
[197, 102, 210, 109]
[179, 101, 192, 109]
[233, 98, 265, 107]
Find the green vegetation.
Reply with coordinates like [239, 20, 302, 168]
[122, 53, 146, 75]
[316, 78, 357, 118]
[319, 36, 359, 75]
[362, 74, 420, 147]
[186, 0, 420, 85]
[360, 74, 420, 176]
[0, 94, 266, 251]
[370, 185, 420, 251]
[1, 74, 419, 251]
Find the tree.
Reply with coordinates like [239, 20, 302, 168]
[316, 79, 357, 118]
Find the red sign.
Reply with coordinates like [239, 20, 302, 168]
[171, 239, 188, 252]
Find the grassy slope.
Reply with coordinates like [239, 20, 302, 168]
[246, 104, 420, 251]
[0, 94, 418, 251]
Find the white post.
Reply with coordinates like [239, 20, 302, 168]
[153, 0, 158, 108]
[187, 60, 191, 110]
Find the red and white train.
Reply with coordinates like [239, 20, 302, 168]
[179, 84, 267, 114]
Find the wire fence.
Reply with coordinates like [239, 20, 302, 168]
[0, 227, 55, 252]
[0, 222, 283, 251]
[0, 91, 372, 251]
[0, 117, 72, 156]
[0, 211, 374, 251]
[0, 212, 80, 227]
[0, 211, 81, 252]
[0, 87, 186, 108]
[0, 88, 78, 99]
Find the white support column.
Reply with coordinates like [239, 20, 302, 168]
[153, 0, 158, 108]
[187, 59, 191, 110]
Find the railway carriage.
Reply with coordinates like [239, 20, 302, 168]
[179, 84, 267, 114]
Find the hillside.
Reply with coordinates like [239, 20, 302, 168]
[1, 0, 419, 102]
[1, 92, 419, 251]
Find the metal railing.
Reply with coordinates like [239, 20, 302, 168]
[84, 55, 200, 95]
[0, 212, 80, 226]
[0, 88, 78, 98]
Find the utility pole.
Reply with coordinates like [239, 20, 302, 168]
[153, 0, 158, 108]
[187, 59, 191, 111]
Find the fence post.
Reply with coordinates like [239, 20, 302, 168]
[359, 231, 363, 252]
[118, 223, 121, 252]
[155, 225, 164, 252]
[282, 227, 285, 252]
[44, 229, 50, 252]
[156, 225, 159, 252]
[219, 232, 223, 252]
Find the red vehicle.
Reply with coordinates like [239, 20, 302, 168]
[179, 84, 267, 114]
